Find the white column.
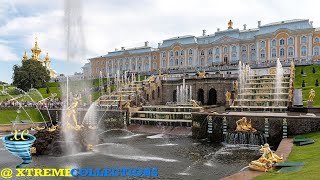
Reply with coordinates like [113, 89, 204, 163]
[295, 35, 298, 60]
[308, 34, 312, 59]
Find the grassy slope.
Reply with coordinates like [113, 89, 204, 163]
[0, 109, 46, 124]
[294, 65, 320, 107]
[255, 131, 320, 180]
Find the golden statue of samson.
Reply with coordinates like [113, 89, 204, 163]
[235, 117, 257, 132]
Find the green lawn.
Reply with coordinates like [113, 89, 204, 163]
[294, 65, 320, 107]
[255, 131, 320, 180]
[0, 109, 47, 124]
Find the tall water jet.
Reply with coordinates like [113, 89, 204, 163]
[275, 58, 283, 106]
[176, 77, 191, 104]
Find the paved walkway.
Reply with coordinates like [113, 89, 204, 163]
[221, 138, 293, 180]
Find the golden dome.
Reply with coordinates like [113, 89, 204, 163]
[31, 38, 42, 61]
[23, 50, 28, 61]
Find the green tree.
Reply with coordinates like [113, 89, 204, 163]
[313, 67, 316, 74]
[12, 60, 50, 91]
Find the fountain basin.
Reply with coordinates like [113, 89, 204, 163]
[2, 134, 36, 168]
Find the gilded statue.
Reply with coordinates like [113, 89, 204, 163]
[249, 143, 283, 172]
[234, 80, 238, 91]
[190, 99, 200, 107]
[123, 100, 131, 109]
[228, 20, 233, 29]
[196, 71, 206, 78]
[290, 60, 295, 76]
[66, 96, 82, 130]
[235, 117, 257, 132]
[225, 91, 231, 101]
[308, 89, 316, 102]
[288, 89, 293, 102]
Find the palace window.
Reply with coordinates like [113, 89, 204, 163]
[241, 46, 246, 52]
[215, 48, 220, 54]
[153, 62, 157, 69]
[180, 58, 184, 65]
[260, 50, 265, 58]
[280, 48, 285, 57]
[288, 37, 294, 45]
[144, 63, 149, 71]
[170, 59, 174, 66]
[189, 49, 193, 55]
[241, 54, 247, 62]
[224, 47, 228, 53]
[314, 47, 319, 56]
[162, 60, 166, 67]
[301, 36, 307, 43]
[162, 52, 166, 58]
[280, 39, 285, 45]
[180, 50, 185, 56]
[315, 37, 319, 43]
[175, 59, 179, 65]
[132, 63, 135, 70]
[200, 58, 204, 65]
[153, 56, 156, 60]
[301, 46, 307, 56]
[208, 57, 213, 64]
[200, 50, 205, 56]
[223, 56, 228, 64]
[260, 41, 266, 48]
[208, 49, 213, 55]
[231, 54, 237, 62]
[251, 45, 256, 51]
[175, 51, 179, 56]
[272, 48, 276, 57]
[170, 51, 173, 57]
[188, 57, 192, 65]
[251, 53, 256, 61]
[288, 47, 294, 56]
[232, 46, 236, 52]
[271, 39, 276, 47]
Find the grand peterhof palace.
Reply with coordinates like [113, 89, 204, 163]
[87, 19, 320, 78]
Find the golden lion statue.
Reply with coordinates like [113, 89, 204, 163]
[249, 143, 283, 172]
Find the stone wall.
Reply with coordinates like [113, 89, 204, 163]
[162, 77, 235, 105]
[0, 122, 47, 132]
[192, 112, 320, 146]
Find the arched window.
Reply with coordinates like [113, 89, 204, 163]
[315, 37, 319, 43]
[301, 36, 307, 43]
[188, 57, 192, 65]
[180, 50, 185, 56]
[175, 51, 179, 56]
[144, 63, 149, 71]
[271, 39, 276, 47]
[272, 49, 276, 57]
[301, 46, 307, 56]
[215, 55, 220, 63]
[208, 49, 213, 55]
[251, 53, 256, 61]
[180, 57, 184, 65]
[260, 50, 265, 58]
[153, 62, 157, 69]
[162, 60, 166, 67]
[280, 39, 285, 45]
[288, 47, 294, 56]
[200, 50, 205, 56]
[189, 49, 193, 55]
[208, 56, 213, 64]
[215, 48, 220, 54]
[200, 58, 204, 65]
[260, 41, 266, 48]
[280, 48, 285, 57]
[170, 51, 173, 57]
[232, 46, 236, 52]
[288, 37, 294, 45]
[138, 63, 142, 70]
[162, 52, 166, 58]
[241, 46, 247, 52]
[131, 63, 135, 70]
[170, 59, 174, 66]
[223, 56, 228, 64]
[314, 47, 319, 56]
[223, 47, 228, 53]
[251, 45, 256, 51]
[120, 65, 123, 71]
[241, 54, 247, 62]
[231, 54, 237, 62]
[175, 59, 179, 65]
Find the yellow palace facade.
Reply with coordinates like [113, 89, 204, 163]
[89, 19, 320, 78]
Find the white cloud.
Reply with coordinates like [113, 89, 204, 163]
[0, 44, 19, 61]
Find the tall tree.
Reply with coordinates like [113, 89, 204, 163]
[12, 60, 50, 91]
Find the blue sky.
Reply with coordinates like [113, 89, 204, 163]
[0, 0, 319, 83]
